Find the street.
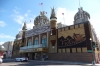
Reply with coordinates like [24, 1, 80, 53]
[1, 59, 100, 66]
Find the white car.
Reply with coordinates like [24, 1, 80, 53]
[15, 57, 28, 62]
[0, 58, 3, 64]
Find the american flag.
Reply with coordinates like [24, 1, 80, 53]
[62, 13, 64, 15]
[45, 12, 47, 14]
[39, 3, 43, 6]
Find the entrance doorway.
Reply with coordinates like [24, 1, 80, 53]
[32, 53, 35, 60]
[25, 53, 28, 58]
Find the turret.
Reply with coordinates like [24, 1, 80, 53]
[22, 22, 27, 30]
[50, 7, 57, 35]
[50, 7, 57, 50]
[74, 7, 90, 24]
[22, 22, 27, 45]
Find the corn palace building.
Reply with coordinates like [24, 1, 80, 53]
[12, 7, 100, 63]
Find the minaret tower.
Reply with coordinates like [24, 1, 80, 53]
[50, 7, 57, 53]
[22, 22, 27, 46]
[50, 7, 57, 30]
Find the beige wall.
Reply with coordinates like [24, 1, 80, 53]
[58, 24, 85, 38]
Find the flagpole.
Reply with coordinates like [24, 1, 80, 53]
[42, 4, 43, 11]
[62, 14, 65, 27]
[79, 0, 81, 7]
[39, 3, 43, 11]
[29, 20, 31, 30]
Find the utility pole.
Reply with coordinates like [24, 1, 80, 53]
[90, 38, 95, 65]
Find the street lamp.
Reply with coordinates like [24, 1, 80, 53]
[90, 38, 95, 65]
[50, 29, 53, 35]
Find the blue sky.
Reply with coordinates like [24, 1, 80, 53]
[0, 0, 100, 44]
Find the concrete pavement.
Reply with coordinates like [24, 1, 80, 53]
[2, 59, 100, 66]
[29, 60, 100, 65]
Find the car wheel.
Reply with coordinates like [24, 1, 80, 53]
[20, 59, 22, 62]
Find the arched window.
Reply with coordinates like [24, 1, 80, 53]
[34, 37, 38, 45]
[42, 35, 47, 47]
[27, 39, 32, 46]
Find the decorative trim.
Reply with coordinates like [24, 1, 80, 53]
[50, 18, 57, 21]
[50, 40, 56, 46]
[25, 25, 50, 37]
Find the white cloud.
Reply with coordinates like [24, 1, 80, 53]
[56, 7, 100, 40]
[27, 22, 34, 30]
[18, 20, 34, 31]
[0, 34, 14, 39]
[12, 7, 35, 31]
[24, 13, 28, 17]
[13, 15, 24, 25]
[27, 10, 31, 13]
[57, 7, 77, 25]
[0, 21, 6, 27]
[0, 42, 4, 45]
[13, 9, 19, 14]
[90, 18, 100, 40]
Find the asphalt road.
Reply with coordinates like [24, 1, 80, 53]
[1, 59, 100, 66]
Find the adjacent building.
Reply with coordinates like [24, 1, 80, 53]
[12, 7, 100, 63]
[2, 41, 13, 58]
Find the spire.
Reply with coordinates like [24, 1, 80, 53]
[40, 11, 45, 16]
[50, 7, 57, 19]
[22, 22, 27, 30]
[79, 0, 81, 8]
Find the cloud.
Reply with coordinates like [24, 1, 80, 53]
[24, 13, 28, 17]
[27, 22, 34, 29]
[56, 7, 100, 40]
[13, 9, 19, 14]
[56, 7, 77, 25]
[13, 15, 24, 25]
[0, 34, 14, 39]
[0, 42, 4, 45]
[18, 20, 34, 31]
[12, 7, 35, 31]
[27, 10, 31, 13]
[0, 21, 6, 27]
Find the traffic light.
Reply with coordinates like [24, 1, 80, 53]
[92, 42, 98, 48]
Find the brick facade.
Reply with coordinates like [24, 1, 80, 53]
[48, 53, 92, 63]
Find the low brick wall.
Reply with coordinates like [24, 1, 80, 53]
[47, 53, 92, 63]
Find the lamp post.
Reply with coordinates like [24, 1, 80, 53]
[50, 29, 53, 35]
[90, 38, 95, 65]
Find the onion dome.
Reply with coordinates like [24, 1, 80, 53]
[74, 7, 90, 24]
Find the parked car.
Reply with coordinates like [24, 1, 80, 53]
[0, 58, 3, 64]
[15, 57, 28, 62]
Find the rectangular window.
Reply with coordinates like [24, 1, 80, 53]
[28, 42, 31, 46]
[42, 38, 47, 47]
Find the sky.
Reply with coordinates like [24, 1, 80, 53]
[0, 0, 100, 45]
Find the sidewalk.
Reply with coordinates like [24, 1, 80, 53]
[29, 60, 100, 65]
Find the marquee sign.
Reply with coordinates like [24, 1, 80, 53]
[25, 24, 50, 37]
